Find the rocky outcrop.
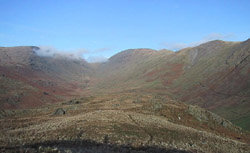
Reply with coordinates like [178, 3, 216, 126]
[187, 105, 237, 130]
[53, 108, 66, 115]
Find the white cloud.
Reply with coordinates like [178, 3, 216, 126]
[34, 46, 110, 63]
[34, 46, 89, 60]
[203, 33, 235, 41]
[161, 33, 235, 51]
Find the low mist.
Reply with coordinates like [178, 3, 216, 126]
[33, 46, 108, 63]
[33, 46, 88, 60]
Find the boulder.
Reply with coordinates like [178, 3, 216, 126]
[53, 108, 66, 115]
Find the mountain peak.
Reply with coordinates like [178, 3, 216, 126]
[158, 49, 174, 53]
[1, 40, 250, 152]
[198, 40, 225, 47]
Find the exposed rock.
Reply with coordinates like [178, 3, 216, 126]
[188, 105, 235, 130]
[6, 93, 23, 104]
[43, 92, 49, 95]
[221, 120, 233, 128]
[112, 104, 120, 107]
[53, 108, 66, 115]
[63, 99, 86, 105]
[153, 102, 163, 111]
[187, 105, 208, 122]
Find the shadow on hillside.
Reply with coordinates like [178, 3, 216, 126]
[0, 139, 192, 153]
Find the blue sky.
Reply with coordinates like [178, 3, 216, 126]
[0, 0, 249, 62]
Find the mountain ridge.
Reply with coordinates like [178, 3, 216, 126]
[0, 39, 250, 152]
[0, 39, 249, 130]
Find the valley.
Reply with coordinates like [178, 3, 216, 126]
[0, 39, 249, 152]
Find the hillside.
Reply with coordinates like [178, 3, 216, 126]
[0, 46, 92, 109]
[0, 39, 249, 152]
[0, 40, 249, 130]
[1, 92, 250, 152]
[91, 39, 250, 130]
[91, 48, 174, 92]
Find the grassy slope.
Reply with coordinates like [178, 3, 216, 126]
[170, 40, 250, 130]
[0, 46, 93, 109]
[1, 92, 249, 152]
[92, 40, 250, 130]
[0, 40, 249, 131]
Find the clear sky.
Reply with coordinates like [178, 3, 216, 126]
[0, 0, 249, 62]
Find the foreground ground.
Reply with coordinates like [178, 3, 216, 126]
[0, 91, 250, 153]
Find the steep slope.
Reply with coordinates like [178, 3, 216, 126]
[92, 48, 174, 92]
[92, 39, 250, 130]
[169, 40, 250, 130]
[0, 40, 249, 152]
[1, 92, 249, 152]
[0, 46, 92, 109]
[0, 39, 249, 131]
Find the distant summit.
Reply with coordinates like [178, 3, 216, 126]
[0, 39, 249, 130]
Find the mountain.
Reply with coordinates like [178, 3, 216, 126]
[91, 39, 250, 130]
[91, 48, 174, 92]
[0, 46, 92, 109]
[0, 39, 249, 152]
[170, 40, 250, 130]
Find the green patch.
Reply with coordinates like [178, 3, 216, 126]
[213, 103, 250, 131]
[231, 115, 250, 131]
